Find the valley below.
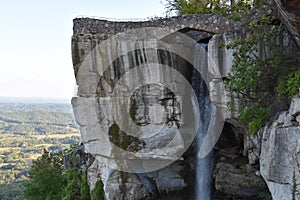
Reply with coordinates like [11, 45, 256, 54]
[0, 102, 80, 199]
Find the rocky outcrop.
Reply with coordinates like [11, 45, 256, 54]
[71, 12, 299, 200]
[63, 143, 91, 171]
[260, 95, 300, 200]
[214, 161, 268, 198]
[86, 159, 149, 200]
[241, 95, 300, 200]
[71, 14, 234, 200]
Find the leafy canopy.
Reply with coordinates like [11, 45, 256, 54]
[24, 144, 101, 200]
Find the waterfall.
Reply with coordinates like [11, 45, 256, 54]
[192, 43, 214, 200]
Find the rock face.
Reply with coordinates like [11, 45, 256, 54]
[260, 96, 300, 200]
[71, 14, 299, 200]
[243, 128, 264, 165]
[241, 95, 300, 200]
[71, 15, 233, 199]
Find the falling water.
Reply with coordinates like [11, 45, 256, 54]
[192, 43, 214, 200]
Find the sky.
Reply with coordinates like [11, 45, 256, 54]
[0, 0, 167, 100]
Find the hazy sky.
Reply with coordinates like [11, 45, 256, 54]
[0, 0, 166, 99]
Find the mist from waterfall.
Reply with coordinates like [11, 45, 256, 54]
[192, 43, 214, 200]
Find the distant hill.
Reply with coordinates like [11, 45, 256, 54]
[0, 97, 71, 104]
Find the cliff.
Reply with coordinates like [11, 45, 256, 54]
[71, 13, 299, 200]
[71, 14, 232, 200]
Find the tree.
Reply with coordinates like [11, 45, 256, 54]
[91, 180, 104, 200]
[25, 145, 93, 200]
[25, 149, 66, 200]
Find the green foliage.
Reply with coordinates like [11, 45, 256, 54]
[62, 147, 90, 200]
[80, 168, 91, 200]
[278, 69, 300, 98]
[224, 6, 299, 134]
[171, 0, 288, 129]
[165, 0, 299, 134]
[226, 16, 299, 133]
[25, 144, 93, 200]
[238, 105, 269, 134]
[91, 180, 104, 200]
[62, 167, 81, 200]
[165, 0, 220, 15]
[25, 149, 66, 200]
[165, 0, 254, 15]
